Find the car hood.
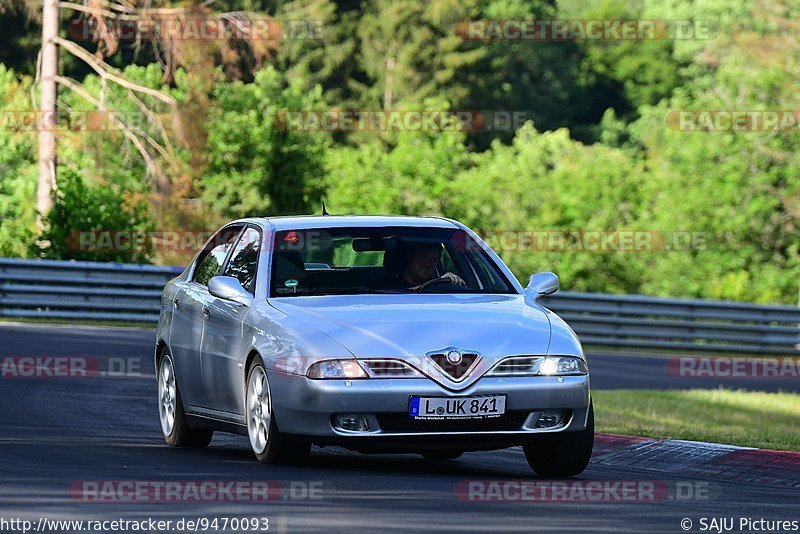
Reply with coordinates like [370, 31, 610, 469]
[269, 293, 551, 360]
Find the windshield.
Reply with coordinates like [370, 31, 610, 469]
[270, 226, 516, 297]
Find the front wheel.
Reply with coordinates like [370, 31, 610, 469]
[523, 403, 594, 477]
[158, 353, 213, 448]
[246, 356, 310, 464]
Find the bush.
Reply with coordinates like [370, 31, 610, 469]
[38, 169, 153, 263]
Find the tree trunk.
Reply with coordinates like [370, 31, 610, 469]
[384, 41, 396, 111]
[37, 0, 59, 230]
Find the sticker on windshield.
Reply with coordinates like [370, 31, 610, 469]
[284, 279, 299, 288]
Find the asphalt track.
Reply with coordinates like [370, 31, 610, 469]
[1, 323, 798, 533]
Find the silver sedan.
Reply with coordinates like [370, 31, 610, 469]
[156, 215, 593, 476]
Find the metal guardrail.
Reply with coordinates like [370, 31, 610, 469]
[540, 292, 800, 355]
[1, 258, 798, 354]
[0, 258, 182, 323]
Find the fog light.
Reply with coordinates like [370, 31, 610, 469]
[535, 411, 565, 428]
[335, 415, 370, 432]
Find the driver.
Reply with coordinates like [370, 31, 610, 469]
[386, 242, 466, 289]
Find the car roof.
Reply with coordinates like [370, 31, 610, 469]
[243, 215, 460, 231]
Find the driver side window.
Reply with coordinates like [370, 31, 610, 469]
[223, 227, 262, 294]
[192, 226, 243, 286]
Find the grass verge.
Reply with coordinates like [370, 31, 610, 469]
[0, 316, 154, 329]
[593, 388, 800, 452]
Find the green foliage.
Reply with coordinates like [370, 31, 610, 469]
[54, 64, 170, 195]
[202, 67, 331, 217]
[560, 0, 685, 114]
[39, 169, 153, 263]
[0, 65, 36, 257]
[630, 105, 800, 303]
[0, 0, 798, 305]
[447, 124, 648, 292]
[456, 0, 605, 147]
[355, 0, 481, 109]
[325, 122, 473, 215]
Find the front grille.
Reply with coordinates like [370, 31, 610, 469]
[489, 356, 543, 376]
[362, 359, 420, 377]
[376, 411, 529, 433]
[429, 353, 479, 380]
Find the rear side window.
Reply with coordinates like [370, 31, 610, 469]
[223, 227, 262, 294]
[192, 226, 243, 286]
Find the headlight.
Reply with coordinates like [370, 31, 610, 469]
[306, 359, 368, 379]
[487, 356, 587, 376]
[538, 356, 587, 376]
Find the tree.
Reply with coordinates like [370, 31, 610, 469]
[627, 0, 800, 303]
[355, 0, 482, 110]
[0, 65, 37, 257]
[446, 123, 648, 293]
[202, 67, 331, 217]
[325, 124, 473, 215]
[38, 168, 153, 263]
[37, 0, 58, 228]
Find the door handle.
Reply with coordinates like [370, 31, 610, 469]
[203, 306, 211, 319]
[173, 298, 180, 310]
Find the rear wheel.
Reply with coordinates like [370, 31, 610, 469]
[246, 356, 310, 464]
[523, 403, 594, 477]
[158, 353, 213, 448]
[421, 450, 463, 461]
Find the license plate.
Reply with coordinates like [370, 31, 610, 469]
[409, 395, 506, 420]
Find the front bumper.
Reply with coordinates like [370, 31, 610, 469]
[267, 371, 591, 448]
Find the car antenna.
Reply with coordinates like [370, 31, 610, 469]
[321, 202, 330, 216]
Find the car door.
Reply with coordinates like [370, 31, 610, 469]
[201, 226, 263, 416]
[169, 225, 243, 409]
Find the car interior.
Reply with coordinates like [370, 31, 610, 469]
[272, 236, 468, 295]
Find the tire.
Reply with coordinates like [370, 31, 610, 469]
[523, 403, 594, 477]
[246, 355, 310, 464]
[421, 450, 464, 461]
[158, 353, 213, 448]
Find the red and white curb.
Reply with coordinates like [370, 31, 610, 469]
[593, 434, 800, 487]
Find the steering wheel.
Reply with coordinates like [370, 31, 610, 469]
[410, 277, 451, 292]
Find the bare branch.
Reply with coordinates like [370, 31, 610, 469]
[125, 87, 176, 155]
[74, 0, 136, 14]
[31, 48, 42, 110]
[54, 74, 171, 192]
[54, 36, 178, 105]
[58, 2, 122, 19]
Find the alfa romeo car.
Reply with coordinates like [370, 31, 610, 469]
[155, 215, 593, 476]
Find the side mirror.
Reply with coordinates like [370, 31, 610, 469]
[208, 276, 253, 306]
[526, 272, 559, 300]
